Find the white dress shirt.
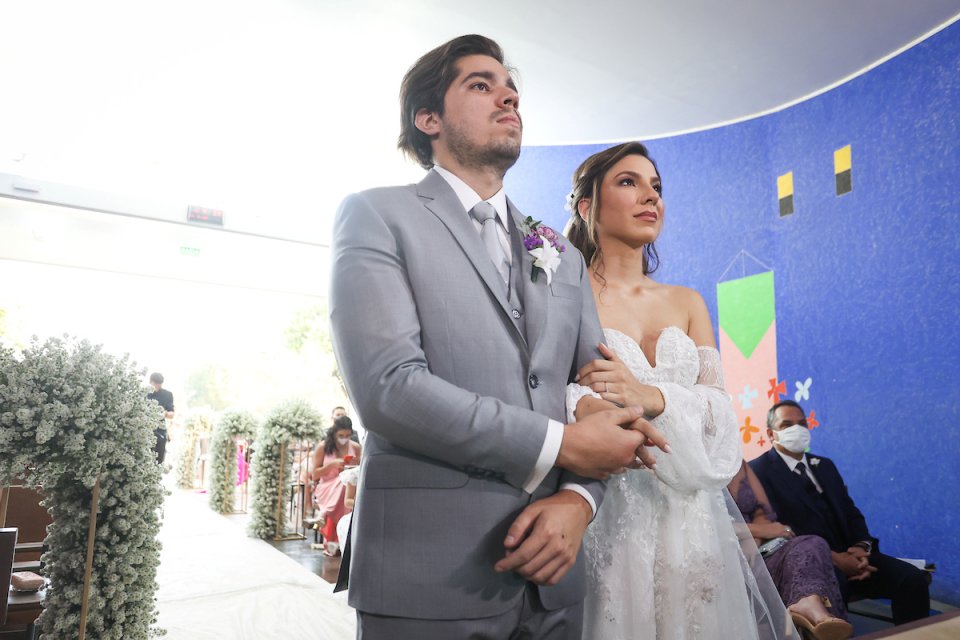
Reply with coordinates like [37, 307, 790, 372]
[774, 447, 824, 493]
[433, 166, 595, 516]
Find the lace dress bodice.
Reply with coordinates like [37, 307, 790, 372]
[569, 327, 770, 640]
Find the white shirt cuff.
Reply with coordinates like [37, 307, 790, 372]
[560, 483, 598, 519]
[522, 419, 564, 494]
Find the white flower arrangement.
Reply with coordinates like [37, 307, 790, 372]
[208, 409, 258, 514]
[0, 336, 165, 639]
[247, 399, 324, 539]
[174, 410, 214, 490]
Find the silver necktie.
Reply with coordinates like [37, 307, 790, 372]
[470, 201, 508, 283]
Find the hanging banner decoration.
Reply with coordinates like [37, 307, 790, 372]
[717, 260, 779, 461]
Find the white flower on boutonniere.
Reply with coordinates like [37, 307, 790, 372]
[809, 457, 821, 467]
[520, 216, 566, 285]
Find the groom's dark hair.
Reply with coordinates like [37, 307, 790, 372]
[398, 34, 509, 169]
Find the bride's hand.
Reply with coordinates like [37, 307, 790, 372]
[577, 343, 665, 417]
[624, 415, 671, 469]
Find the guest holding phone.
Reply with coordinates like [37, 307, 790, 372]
[312, 416, 362, 552]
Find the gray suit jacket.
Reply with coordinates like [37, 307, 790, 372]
[329, 169, 606, 619]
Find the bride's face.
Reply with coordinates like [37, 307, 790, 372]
[591, 154, 664, 249]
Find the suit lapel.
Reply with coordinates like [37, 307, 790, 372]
[417, 171, 524, 344]
[510, 199, 548, 355]
[767, 450, 823, 515]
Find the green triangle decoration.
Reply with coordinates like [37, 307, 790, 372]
[717, 271, 775, 359]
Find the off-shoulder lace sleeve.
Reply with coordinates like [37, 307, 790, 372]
[697, 346, 724, 437]
[566, 383, 601, 423]
[696, 346, 724, 387]
[648, 346, 742, 494]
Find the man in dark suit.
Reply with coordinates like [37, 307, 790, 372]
[750, 400, 929, 625]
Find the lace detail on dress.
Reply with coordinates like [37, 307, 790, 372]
[574, 327, 773, 640]
[696, 346, 724, 387]
[565, 383, 600, 423]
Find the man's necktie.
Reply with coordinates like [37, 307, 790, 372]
[795, 462, 820, 494]
[470, 201, 508, 283]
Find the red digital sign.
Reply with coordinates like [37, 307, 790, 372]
[187, 205, 224, 226]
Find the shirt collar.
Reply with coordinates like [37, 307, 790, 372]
[433, 165, 509, 228]
[774, 446, 810, 472]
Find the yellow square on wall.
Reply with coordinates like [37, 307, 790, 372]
[834, 145, 852, 173]
[777, 172, 794, 199]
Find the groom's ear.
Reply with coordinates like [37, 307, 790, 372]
[415, 108, 441, 136]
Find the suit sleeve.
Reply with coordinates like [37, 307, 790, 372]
[330, 192, 552, 490]
[556, 247, 607, 511]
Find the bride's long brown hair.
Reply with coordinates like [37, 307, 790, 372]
[565, 142, 661, 284]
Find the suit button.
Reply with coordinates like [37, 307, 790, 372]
[528, 374, 540, 389]
[512, 308, 522, 319]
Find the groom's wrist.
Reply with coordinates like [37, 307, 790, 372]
[559, 484, 597, 520]
[521, 420, 563, 494]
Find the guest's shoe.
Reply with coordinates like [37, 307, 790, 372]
[790, 611, 853, 640]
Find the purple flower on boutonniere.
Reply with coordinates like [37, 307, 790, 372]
[519, 216, 565, 284]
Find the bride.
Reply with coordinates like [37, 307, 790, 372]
[565, 142, 795, 640]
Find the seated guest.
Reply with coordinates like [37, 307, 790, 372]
[750, 400, 930, 626]
[730, 460, 852, 640]
[311, 416, 361, 552]
[335, 464, 360, 550]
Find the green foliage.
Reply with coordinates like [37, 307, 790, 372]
[174, 410, 215, 490]
[185, 363, 231, 411]
[0, 336, 165, 639]
[284, 304, 332, 354]
[208, 409, 258, 514]
[248, 399, 324, 539]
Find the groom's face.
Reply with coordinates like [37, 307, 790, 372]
[430, 54, 522, 171]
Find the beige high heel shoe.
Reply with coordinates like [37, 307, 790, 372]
[789, 610, 853, 640]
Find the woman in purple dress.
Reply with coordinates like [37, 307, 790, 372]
[730, 460, 853, 640]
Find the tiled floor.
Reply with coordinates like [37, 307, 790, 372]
[223, 510, 342, 584]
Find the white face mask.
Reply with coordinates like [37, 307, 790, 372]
[336, 436, 351, 446]
[774, 425, 810, 454]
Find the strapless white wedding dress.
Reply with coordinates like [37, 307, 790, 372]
[568, 327, 794, 640]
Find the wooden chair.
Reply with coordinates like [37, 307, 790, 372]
[1, 527, 16, 626]
[1, 526, 37, 639]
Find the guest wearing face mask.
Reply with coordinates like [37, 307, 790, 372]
[312, 415, 362, 553]
[750, 400, 930, 627]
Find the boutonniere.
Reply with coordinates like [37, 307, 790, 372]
[520, 216, 566, 285]
[809, 457, 821, 467]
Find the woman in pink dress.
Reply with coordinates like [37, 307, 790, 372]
[311, 415, 361, 548]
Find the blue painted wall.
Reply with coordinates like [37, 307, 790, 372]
[507, 22, 960, 603]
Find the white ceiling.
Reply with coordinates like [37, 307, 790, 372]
[1, 0, 958, 243]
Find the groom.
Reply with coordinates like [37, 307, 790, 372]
[329, 34, 661, 639]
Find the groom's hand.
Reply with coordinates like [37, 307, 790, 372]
[557, 406, 669, 479]
[494, 490, 591, 586]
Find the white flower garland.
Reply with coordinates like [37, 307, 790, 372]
[0, 336, 165, 639]
[208, 409, 257, 514]
[247, 399, 324, 539]
[174, 411, 214, 490]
